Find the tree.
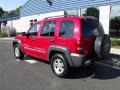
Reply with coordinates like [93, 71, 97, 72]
[0, 7, 5, 32]
[16, 7, 21, 13]
[0, 7, 20, 33]
[0, 7, 21, 17]
[110, 16, 120, 32]
[83, 7, 99, 19]
[0, 7, 4, 17]
[2, 11, 9, 17]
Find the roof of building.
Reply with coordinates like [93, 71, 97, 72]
[20, 0, 120, 17]
[0, 13, 20, 22]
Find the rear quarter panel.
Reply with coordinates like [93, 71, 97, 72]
[55, 18, 80, 53]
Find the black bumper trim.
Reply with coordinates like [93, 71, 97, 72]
[71, 53, 92, 67]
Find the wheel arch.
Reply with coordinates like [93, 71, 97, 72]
[13, 39, 24, 54]
[48, 45, 74, 67]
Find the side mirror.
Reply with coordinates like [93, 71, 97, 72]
[22, 32, 29, 37]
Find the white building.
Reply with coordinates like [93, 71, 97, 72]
[0, 0, 120, 37]
[7, 11, 64, 33]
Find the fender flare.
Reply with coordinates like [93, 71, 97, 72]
[48, 45, 74, 67]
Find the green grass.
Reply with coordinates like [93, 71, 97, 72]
[111, 38, 120, 46]
[0, 33, 8, 38]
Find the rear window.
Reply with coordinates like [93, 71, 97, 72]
[82, 19, 104, 36]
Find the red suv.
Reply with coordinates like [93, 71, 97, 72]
[13, 16, 111, 77]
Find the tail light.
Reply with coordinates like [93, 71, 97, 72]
[76, 40, 84, 54]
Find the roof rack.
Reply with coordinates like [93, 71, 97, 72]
[44, 15, 78, 19]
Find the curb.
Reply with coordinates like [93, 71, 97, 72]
[110, 48, 120, 55]
[0, 38, 15, 41]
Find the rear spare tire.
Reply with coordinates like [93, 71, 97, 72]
[94, 34, 111, 59]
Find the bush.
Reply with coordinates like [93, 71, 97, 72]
[0, 33, 8, 38]
[10, 29, 17, 37]
[111, 39, 120, 46]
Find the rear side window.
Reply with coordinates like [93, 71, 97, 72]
[59, 20, 74, 38]
[82, 19, 104, 36]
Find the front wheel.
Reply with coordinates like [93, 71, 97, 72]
[13, 44, 24, 59]
[51, 54, 70, 78]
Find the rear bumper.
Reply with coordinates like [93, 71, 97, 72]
[71, 53, 92, 67]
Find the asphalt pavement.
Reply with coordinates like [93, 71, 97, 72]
[0, 40, 120, 90]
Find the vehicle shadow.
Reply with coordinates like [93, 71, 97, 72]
[22, 54, 120, 80]
[22, 55, 50, 64]
[68, 54, 120, 80]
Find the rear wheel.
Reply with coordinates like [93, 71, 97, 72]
[51, 54, 70, 78]
[13, 44, 24, 59]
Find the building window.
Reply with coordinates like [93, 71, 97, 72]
[30, 20, 33, 26]
[3, 21, 7, 26]
[64, 9, 78, 16]
[34, 19, 37, 22]
[110, 4, 120, 38]
[30, 19, 37, 26]
[30, 20, 33, 22]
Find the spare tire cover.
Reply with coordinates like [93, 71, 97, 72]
[94, 34, 111, 59]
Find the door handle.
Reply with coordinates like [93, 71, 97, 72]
[49, 39, 54, 42]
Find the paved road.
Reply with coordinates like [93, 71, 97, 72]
[0, 40, 120, 90]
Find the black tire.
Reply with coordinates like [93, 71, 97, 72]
[13, 44, 24, 59]
[51, 54, 70, 78]
[94, 34, 111, 59]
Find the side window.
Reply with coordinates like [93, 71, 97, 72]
[59, 20, 74, 37]
[28, 23, 40, 36]
[40, 21, 56, 36]
[50, 22, 56, 36]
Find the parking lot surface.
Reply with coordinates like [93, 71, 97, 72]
[0, 40, 120, 90]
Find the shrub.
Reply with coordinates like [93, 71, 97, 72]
[10, 29, 17, 37]
[0, 33, 8, 38]
[111, 39, 120, 46]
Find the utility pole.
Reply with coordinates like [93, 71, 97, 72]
[0, 23, 1, 33]
[46, 0, 53, 6]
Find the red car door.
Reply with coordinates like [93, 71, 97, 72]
[22, 23, 40, 56]
[34, 20, 56, 60]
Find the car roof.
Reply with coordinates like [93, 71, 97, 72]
[36, 15, 97, 23]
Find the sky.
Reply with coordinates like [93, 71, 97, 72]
[0, 0, 120, 18]
[0, 0, 28, 11]
[110, 4, 120, 18]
